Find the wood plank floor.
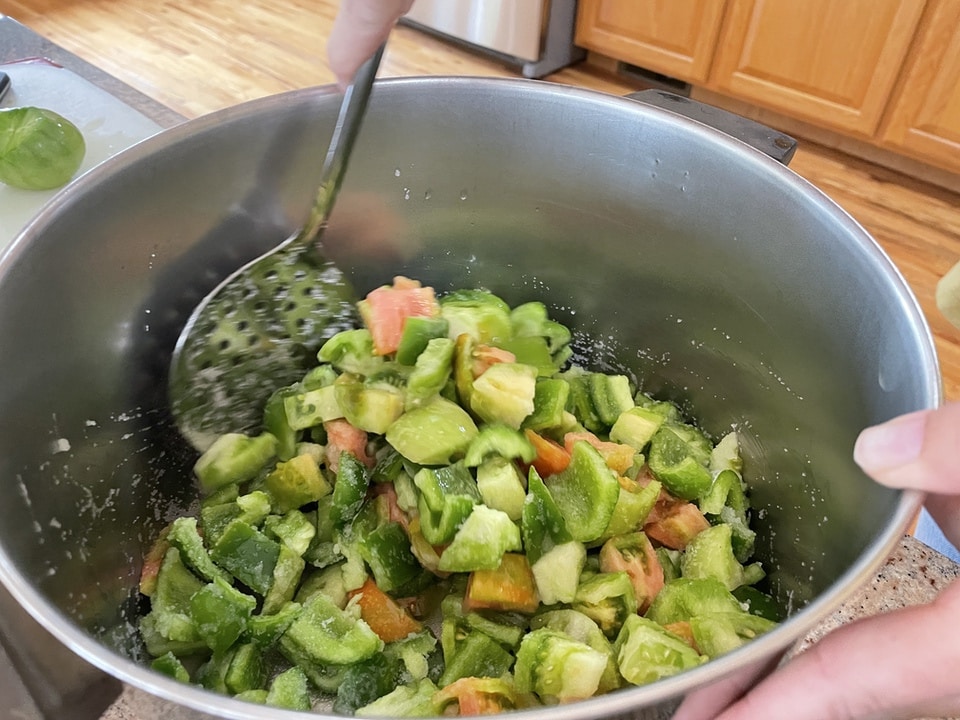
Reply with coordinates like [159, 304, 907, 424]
[4, 0, 960, 401]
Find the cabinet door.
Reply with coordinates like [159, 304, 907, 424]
[880, 0, 960, 174]
[575, 0, 728, 83]
[709, 0, 925, 136]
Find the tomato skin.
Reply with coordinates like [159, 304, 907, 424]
[360, 276, 440, 356]
[524, 429, 571, 477]
[464, 553, 540, 614]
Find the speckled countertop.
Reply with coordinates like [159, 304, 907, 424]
[2, 15, 959, 720]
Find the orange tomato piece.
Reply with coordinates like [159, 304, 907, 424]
[323, 418, 375, 473]
[524, 429, 571, 477]
[644, 501, 710, 550]
[464, 553, 540, 614]
[563, 431, 636, 475]
[359, 276, 440, 356]
[348, 577, 423, 643]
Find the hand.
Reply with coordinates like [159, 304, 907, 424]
[673, 402, 960, 720]
[327, 0, 414, 89]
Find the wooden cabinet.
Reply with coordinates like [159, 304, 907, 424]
[708, 0, 926, 136]
[879, 0, 960, 173]
[574, 0, 727, 83]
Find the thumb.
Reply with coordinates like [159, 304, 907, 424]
[327, 0, 414, 89]
[854, 402, 960, 495]
[690, 579, 960, 720]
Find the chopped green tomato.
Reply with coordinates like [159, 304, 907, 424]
[497, 335, 556, 376]
[588, 374, 634, 426]
[264, 452, 331, 513]
[599, 476, 662, 542]
[414, 462, 480, 545]
[335, 374, 405, 434]
[544, 440, 620, 543]
[657, 547, 683, 583]
[317, 328, 384, 375]
[647, 426, 712, 500]
[281, 594, 382, 665]
[464, 423, 536, 467]
[514, 627, 608, 703]
[262, 544, 305, 614]
[439, 629, 514, 687]
[355, 678, 439, 717]
[283, 384, 342, 430]
[190, 576, 256, 654]
[262, 384, 300, 461]
[572, 570, 638, 638]
[452, 332, 477, 410]
[689, 611, 778, 658]
[521, 467, 572, 564]
[146, 548, 204, 645]
[645, 577, 745, 626]
[150, 651, 191, 683]
[196, 648, 236, 694]
[224, 642, 264, 694]
[476, 456, 527, 521]
[139, 612, 208, 658]
[434, 676, 519, 715]
[209, 520, 280, 596]
[710, 431, 743, 473]
[265, 666, 312, 710]
[523, 378, 570, 431]
[330, 451, 370, 530]
[165, 517, 230, 584]
[234, 689, 268, 704]
[439, 288, 513, 345]
[264, 510, 316, 556]
[469, 362, 538, 429]
[634, 393, 682, 424]
[296, 564, 347, 607]
[246, 601, 302, 646]
[438, 506, 522, 572]
[530, 609, 620, 694]
[509, 301, 572, 357]
[609, 406, 665, 451]
[193, 432, 277, 494]
[396, 316, 450, 365]
[614, 615, 705, 686]
[699, 468, 756, 563]
[531, 540, 585, 605]
[561, 367, 605, 433]
[463, 552, 539, 614]
[386, 396, 479, 465]
[403, 336, 455, 410]
[334, 653, 401, 715]
[360, 521, 423, 593]
[0, 106, 86, 190]
[680, 523, 753, 591]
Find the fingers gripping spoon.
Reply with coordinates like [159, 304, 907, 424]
[168, 46, 384, 452]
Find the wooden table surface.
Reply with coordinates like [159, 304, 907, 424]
[3, 0, 960, 402]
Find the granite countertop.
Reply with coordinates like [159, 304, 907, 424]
[2, 13, 959, 720]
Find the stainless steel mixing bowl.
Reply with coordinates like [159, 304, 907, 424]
[0, 78, 938, 719]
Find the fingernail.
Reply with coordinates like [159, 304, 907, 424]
[854, 410, 929, 472]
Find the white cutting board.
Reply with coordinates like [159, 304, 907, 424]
[0, 60, 165, 253]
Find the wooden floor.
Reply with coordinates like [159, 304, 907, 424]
[4, 0, 960, 401]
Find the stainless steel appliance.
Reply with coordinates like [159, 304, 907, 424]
[402, 0, 585, 77]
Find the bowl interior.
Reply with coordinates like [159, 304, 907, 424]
[0, 78, 936, 715]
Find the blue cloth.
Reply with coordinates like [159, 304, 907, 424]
[914, 507, 960, 564]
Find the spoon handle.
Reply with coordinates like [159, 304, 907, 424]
[300, 42, 386, 246]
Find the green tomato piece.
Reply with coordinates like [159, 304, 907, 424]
[437, 505, 521, 573]
[0, 106, 86, 190]
[514, 627, 608, 703]
[386, 396, 478, 465]
[614, 615, 705, 686]
[543, 440, 620, 543]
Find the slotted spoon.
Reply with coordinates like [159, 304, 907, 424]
[168, 46, 384, 452]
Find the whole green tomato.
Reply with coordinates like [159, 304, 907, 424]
[0, 106, 86, 191]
